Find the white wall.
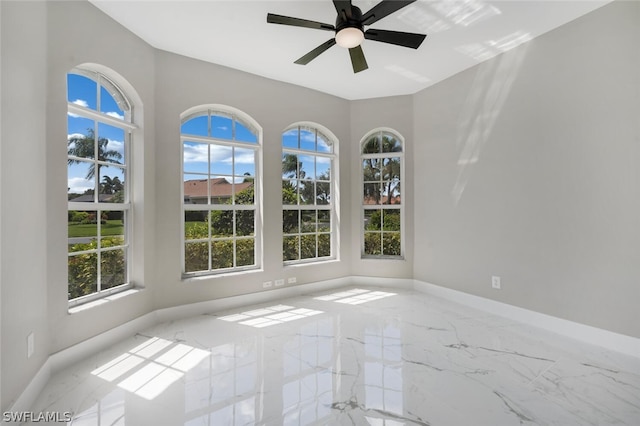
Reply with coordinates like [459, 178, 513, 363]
[1, 1, 49, 411]
[413, 0, 640, 339]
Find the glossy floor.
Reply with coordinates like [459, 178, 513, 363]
[30, 287, 640, 425]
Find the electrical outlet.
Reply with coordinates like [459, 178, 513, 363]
[492, 276, 501, 290]
[275, 279, 285, 287]
[287, 277, 297, 284]
[263, 281, 272, 288]
[27, 333, 35, 359]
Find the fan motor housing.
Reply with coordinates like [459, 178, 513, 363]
[335, 5, 364, 33]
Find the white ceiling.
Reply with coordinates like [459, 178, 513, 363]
[89, 0, 611, 100]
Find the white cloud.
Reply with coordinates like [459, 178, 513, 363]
[68, 133, 85, 141]
[72, 99, 89, 108]
[106, 111, 124, 120]
[106, 139, 124, 154]
[68, 177, 94, 194]
[68, 111, 80, 118]
[183, 143, 211, 164]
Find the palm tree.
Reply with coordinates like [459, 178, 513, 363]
[68, 128, 122, 180]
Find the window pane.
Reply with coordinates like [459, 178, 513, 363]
[68, 161, 95, 202]
[364, 232, 382, 255]
[316, 182, 330, 205]
[317, 134, 332, 153]
[318, 210, 330, 232]
[282, 180, 297, 205]
[184, 174, 208, 205]
[300, 128, 315, 151]
[211, 115, 233, 139]
[101, 248, 126, 290]
[282, 154, 299, 179]
[211, 211, 233, 237]
[318, 234, 331, 257]
[383, 210, 401, 232]
[210, 177, 234, 205]
[362, 135, 381, 154]
[236, 239, 255, 267]
[298, 155, 313, 179]
[69, 253, 97, 299]
[68, 121, 96, 160]
[212, 240, 233, 269]
[98, 165, 126, 202]
[236, 210, 254, 236]
[316, 157, 331, 180]
[185, 242, 209, 272]
[181, 115, 208, 137]
[364, 210, 382, 231]
[282, 128, 298, 149]
[299, 181, 315, 205]
[362, 158, 381, 180]
[100, 211, 125, 242]
[301, 210, 317, 233]
[97, 123, 125, 165]
[382, 157, 401, 180]
[68, 210, 98, 252]
[283, 236, 299, 261]
[67, 73, 97, 110]
[382, 135, 402, 153]
[234, 147, 255, 177]
[300, 234, 316, 259]
[100, 86, 125, 120]
[382, 233, 401, 256]
[283, 210, 299, 234]
[235, 120, 258, 143]
[185, 211, 209, 239]
[363, 183, 381, 205]
[183, 141, 209, 174]
[234, 181, 254, 205]
[210, 145, 233, 176]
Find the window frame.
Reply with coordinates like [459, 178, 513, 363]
[360, 128, 405, 259]
[67, 67, 136, 307]
[180, 106, 262, 277]
[282, 123, 338, 265]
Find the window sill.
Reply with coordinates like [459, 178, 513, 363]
[182, 267, 263, 282]
[284, 257, 339, 268]
[68, 288, 141, 314]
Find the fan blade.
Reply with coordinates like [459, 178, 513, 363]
[267, 13, 335, 31]
[295, 39, 337, 65]
[365, 28, 426, 49]
[333, 0, 353, 19]
[349, 45, 368, 73]
[361, 0, 417, 26]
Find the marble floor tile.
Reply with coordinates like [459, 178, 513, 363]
[28, 286, 640, 425]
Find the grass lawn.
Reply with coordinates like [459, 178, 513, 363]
[68, 220, 124, 238]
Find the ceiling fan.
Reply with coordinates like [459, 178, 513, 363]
[267, 0, 426, 73]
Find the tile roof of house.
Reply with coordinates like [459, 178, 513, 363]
[184, 178, 253, 198]
[363, 195, 401, 205]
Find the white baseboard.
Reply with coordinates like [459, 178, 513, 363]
[413, 280, 640, 359]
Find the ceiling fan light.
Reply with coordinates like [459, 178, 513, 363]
[335, 27, 364, 48]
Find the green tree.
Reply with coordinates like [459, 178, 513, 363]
[68, 128, 122, 179]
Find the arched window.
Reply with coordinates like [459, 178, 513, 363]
[67, 67, 135, 304]
[181, 106, 261, 275]
[361, 129, 404, 258]
[282, 123, 337, 263]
